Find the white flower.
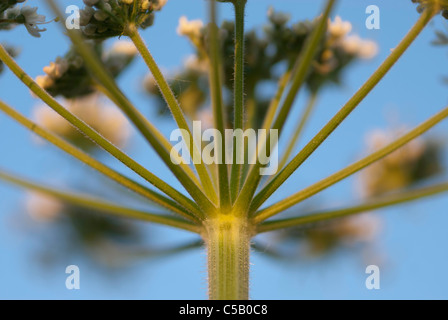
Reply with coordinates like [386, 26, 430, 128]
[184, 55, 208, 73]
[358, 128, 427, 197]
[107, 40, 138, 57]
[341, 35, 378, 59]
[357, 39, 379, 59]
[177, 16, 203, 39]
[43, 57, 69, 79]
[4, 6, 21, 19]
[35, 75, 54, 90]
[25, 192, 63, 222]
[328, 16, 352, 39]
[33, 94, 131, 148]
[20, 6, 47, 38]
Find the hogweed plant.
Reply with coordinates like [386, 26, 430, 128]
[1, 0, 448, 299]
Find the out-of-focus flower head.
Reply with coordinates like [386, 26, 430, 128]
[308, 16, 378, 91]
[147, 10, 377, 129]
[301, 213, 382, 256]
[35, 40, 137, 98]
[177, 16, 204, 50]
[432, 29, 448, 84]
[358, 127, 443, 198]
[25, 192, 64, 222]
[33, 94, 131, 149]
[79, 0, 168, 39]
[143, 55, 209, 118]
[24, 191, 142, 267]
[411, 0, 448, 19]
[269, 210, 382, 259]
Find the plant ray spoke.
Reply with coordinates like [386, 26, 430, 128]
[0, 169, 200, 233]
[254, 105, 448, 223]
[0, 99, 199, 222]
[45, 0, 217, 215]
[257, 182, 448, 233]
[250, 8, 437, 215]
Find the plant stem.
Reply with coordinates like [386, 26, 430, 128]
[233, 0, 335, 215]
[128, 26, 218, 205]
[204, 214, 252, 300]
[254, 105, 448, 223]
[257, 182, 448, 233]
[0, 19, 17, 24]
[0, 44, 203, 219]
[260, 71, 291, 137]
[45, 0, 216, 215]
[279, 92, 318, 171]
[0, 99, 197, 222]
[208, 0, 231, 210]
[0, 169, 200, 233]
[230, 0, 247, 202]
[251, 8, 436, 214]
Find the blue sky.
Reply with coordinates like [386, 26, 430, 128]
[1, 0, 448, 299]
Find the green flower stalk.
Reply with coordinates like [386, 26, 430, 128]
[0, 0, 448, 300]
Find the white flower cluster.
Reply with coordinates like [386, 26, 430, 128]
[35, 57, 72, 90]
[328, 16, 378, 59]
[25, 192, 63, 222]
[177, 16, 204, 45]
[33, 94, 131, 148]
[359, 128, 433, 198]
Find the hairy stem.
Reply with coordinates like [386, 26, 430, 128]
[230, 0, 247, 202]
[234, 0, 336, 215]
[279, 92, 318, 171]
[208, 0, 231, 210]
[128, 25, 218, 204]
[205, 214, 252, 300]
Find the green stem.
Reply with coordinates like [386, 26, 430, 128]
[260, 71, 291, 135]
[45, 0, 216, 215]
[0, 99, 197, 222]
[257, 182, 448, 233]
[0, 169, 200, 233]
[251, 9, 436, 214]
[0, 44, 203, 219]
[204, 215, 252, 300]
[208, 0, 231, 210]
[254, 105, 448, 223]
[233, 0, 335, 215]
[127, 26, 218, 205]
[278, 92, 318, 171]
[230, 0, 247, 202]
[244, 92, 256, 130]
